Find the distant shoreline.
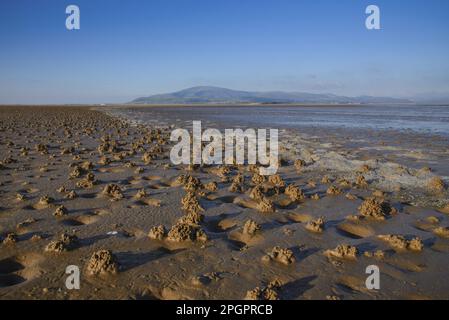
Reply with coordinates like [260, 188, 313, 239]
[2, 103, 448, 108]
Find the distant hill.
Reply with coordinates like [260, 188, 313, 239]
[129, 86, 413, 104]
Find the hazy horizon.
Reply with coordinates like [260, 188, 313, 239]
[1, 0, 449, 104]
[1, 85, 448, 106]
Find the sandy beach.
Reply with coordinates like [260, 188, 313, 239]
[1, 105, 449, 300]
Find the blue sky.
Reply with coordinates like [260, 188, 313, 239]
[0, 0, 448, 103]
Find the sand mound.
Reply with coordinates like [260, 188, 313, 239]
[372, 190, 385, 198]
[262, 247, 295, 265]
[38, 195, 54, 206]
[102, 184, 124, 200]
[232, 173, 244, 184]
[324, 244, 358, 260]
[251, 173, 266, 185]
[364, 250, 386, 260]
[97, 140, 118, 155]
[326, 185, 342, 195]
[245, 280, 281, 300]
[204, 181, 218, 192]
[86, 250, 119, 275]
[305, 217, 325, 233]
[294, 159, 306, 171]
[268, 174, 286, 187]
[310, 193, 320, 200]
[321, 175, 331, 184]
[228, 182, 243, 193]
[433, 227, 449, 238]
[45, 233, 79, 253]
[358, 198, 395, 220]
[65, 190, 78, 199]
[249, 186, 264, 201]
[2, 233, 18, 245]
[141, 152, 153, 165]
[181, 191, 204, 214]
[148, 225, 166, 240]
[284, 184, 305, 201]
[16, 193, 25, 201]
[133, 189, 147, 199]
[45, 241, 66, 253]
[214, 166, 231, 182]
[35, 143, 48, 154]
[178, 211, 204, 225]
[242, 219, 261, 236]
[166, 223, 207, 242]
[16, 218, 36, 229]
[338, 179, 352, 188]
[80, 161, 93, 170]
[355, 175, 368, 187]
[69, 165, 85, 179]
[76, 173, 97, 189]
[257, 197, 275, 213]
[175, 174, 203, 191]
[378, 234, 423, 251]
[56, 186, 67, 193]
[53, 205, 68, 217]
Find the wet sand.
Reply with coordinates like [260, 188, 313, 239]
[1, 105, 449, 300]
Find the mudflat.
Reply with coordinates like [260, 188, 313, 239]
[0, 106, 448, 300]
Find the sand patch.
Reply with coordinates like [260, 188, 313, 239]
[62, 213, 100, 226]
[337, 222, 375, 239]
[386, 257, 426, 273]
[336, 275, 369, 294]
[0, 253, 44, 288]
[287, 212, 313, 223]
[135, 198, 162, 207]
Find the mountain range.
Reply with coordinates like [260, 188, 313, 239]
[129, 86, 413, 104]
